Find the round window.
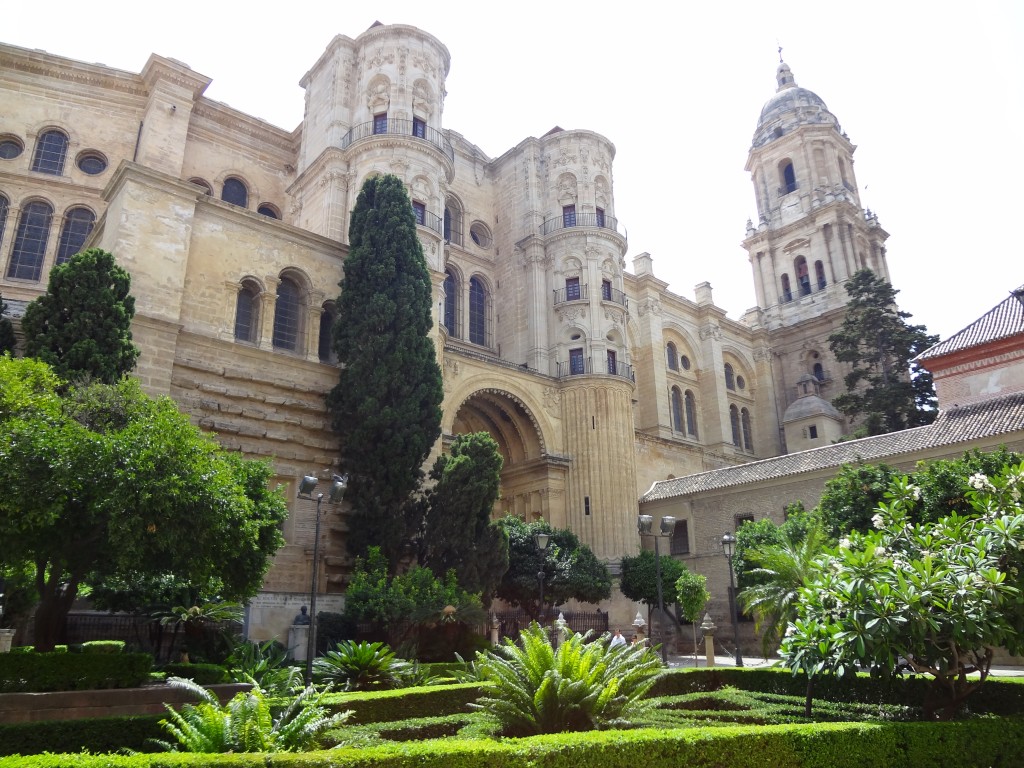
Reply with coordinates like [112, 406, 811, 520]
[737, 375, 746, 390]
[77, 152, 108, 175]
[469, 221, 492, 249]
[680, 355, 691, 370]
[0, 137, 23, 160]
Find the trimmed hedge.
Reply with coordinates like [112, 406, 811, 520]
[0, 652, 152, 692]
[321, 682, 482, 724]
[650, 666, 1024, 714]
[0, 715, 164, 757]
[0, 716, 1020, 767]
[160, 663, 228, 685]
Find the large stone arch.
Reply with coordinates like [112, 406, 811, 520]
[447, 386, 569, 527]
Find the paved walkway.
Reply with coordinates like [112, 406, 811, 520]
[664, 652, 1024, 676]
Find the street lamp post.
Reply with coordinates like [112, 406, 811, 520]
[297, 474, 348, 686]
[720, 533, 744, 667]
[534, 531, 550, 624]
[637, 514, 677, 664]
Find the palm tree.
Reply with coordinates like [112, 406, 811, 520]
[738, 524, 826, 656]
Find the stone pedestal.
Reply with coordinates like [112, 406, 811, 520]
[0, 629, 14, 653]
[288, 625, 309, 661]
[700, 614, 716, 668]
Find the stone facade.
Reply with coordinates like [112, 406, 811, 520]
[0, 22, 902, 642]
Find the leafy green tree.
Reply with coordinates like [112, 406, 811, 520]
[21, 248, 139, 383]
[0, 357, 288, 651]
[619, 549, 686, 625]
[495, 518, 611, 619]
[816, 462, 901, 540]
[327, 175, 443, 567]
[781, 468, 1024, 720]
[674, 568, 710, 661]
[418, 432, 508, 599]
[733, 505, 816, 589]
[737, 522, 826, 655]
[828, 269, 938, 436]
[472, 623, 662, 735]
[0, 292, 16, 355]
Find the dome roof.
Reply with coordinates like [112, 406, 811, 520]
[783, 393, 842, 423]
[753, 62, 840, 148]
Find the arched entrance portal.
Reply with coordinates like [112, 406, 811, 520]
[449, 390, 569, 528]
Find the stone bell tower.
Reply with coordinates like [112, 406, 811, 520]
[742, 59, 891, 446]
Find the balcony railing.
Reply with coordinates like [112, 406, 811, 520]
[601, 286, 628, 309]
[556, 356, 634, 382]
[553, 284, 589, 305]
[417, 209, 443, 237]
[340, 119, 455, 164]
[540, 211, 626, 237]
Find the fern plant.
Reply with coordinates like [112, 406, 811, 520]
[155, 675, 350, 753]
[472, 623, 663, 735]
[312, 640, 410, 691]
[227, 639, 303, 697]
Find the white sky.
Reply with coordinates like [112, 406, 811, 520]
[6, 1, 1022, 342]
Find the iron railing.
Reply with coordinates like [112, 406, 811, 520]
[491, 609, 609, 640]
[601, 286, 628, 309]
[445, 224, 464, 247]
[553, 284, 588, 305]
[418, 209, 443, 237]
[556, 356, 634, 382]
[540, 211, 625, 237]
[340, 119, 454, 164]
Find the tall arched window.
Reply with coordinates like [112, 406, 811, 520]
[7, 200, 53, 281]
[443, 269, 461, 338]
[724, 363, 736, 391]
[741, 408, 753, 451]
[795, 256, 811, 296]
[671, 387, 684, 432]
[221, 177, 248, 208]
[469, 276, 488, 346]
[318, 302, 337, 363]
[813, 362, 825, 381]
[814, 260, 827, 290]
[0, 195, 9, 252]
[730, 405, 741, 447]
[684, 390, 698, 437]
[55, 207, 95, 265]
[780, 274, 792, 303]
[234, 281, 261, 343]
[272, 277, 304, 351]
[666, 342, 678, 370]
[780, 160, 796, 194]
[31, 130, 69, 175]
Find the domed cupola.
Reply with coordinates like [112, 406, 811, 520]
[782, 374, 844, 451]
[753, 62, 840, 148]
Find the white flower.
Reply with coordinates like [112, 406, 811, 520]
[872, 513, 885, 529]
[784, 625, 796, 637]
[839, 537, 852, 550]
[968, 473, 993, 491]
[874, 546, 887, 558]
[909, 485, 921, 500]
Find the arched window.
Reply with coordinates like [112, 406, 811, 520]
[780, 160, 796, 194]
[221, 177, 248, 208]
[272, 277, 304, 351]
[741, 408, 753, 451]
[443, 269, 461, 338]
[684, 390, 698, 437]
[234, 280, 261, 343]
[666, 342, 678, 370]
[318, 303, 337, 363]
[795, 256, 811, 296]
[55, 207, 95, 265]
[813, 362, 825, 381]
[469, 276, 488, 346]
[0, 195, 9, 252]
[724, 363, 736, 391]
[730, 404, 741, 447]
[7, 200, 53, 281]
[780, 274, 792, 303]
[31, 130, 68, 175]
[189, 178, 213, 195]
[671, 387, 684, 432]
[257, 204, 279, 219]
[444, 201, 464, 246]
[814, 260, 827, 290]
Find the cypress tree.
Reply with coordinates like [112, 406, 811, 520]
[828, 269, 938, 436]
[0, 292, 16, 355]
[328, 175, 443, 566]
[22, 248, 139, 383]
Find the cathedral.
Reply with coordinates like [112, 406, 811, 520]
[0, 21, 931, 639]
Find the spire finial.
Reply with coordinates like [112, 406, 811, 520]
[778, 43, 783, 64]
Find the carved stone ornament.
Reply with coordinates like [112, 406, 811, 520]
[698, 324, 722, 341]
[558, 306, 587, 324]
[543, 386, 562, 412]
[637, 298, 662, 317]
[753, 347, 774, 363]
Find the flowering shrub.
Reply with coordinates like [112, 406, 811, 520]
[780, 463, 1024, 719]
